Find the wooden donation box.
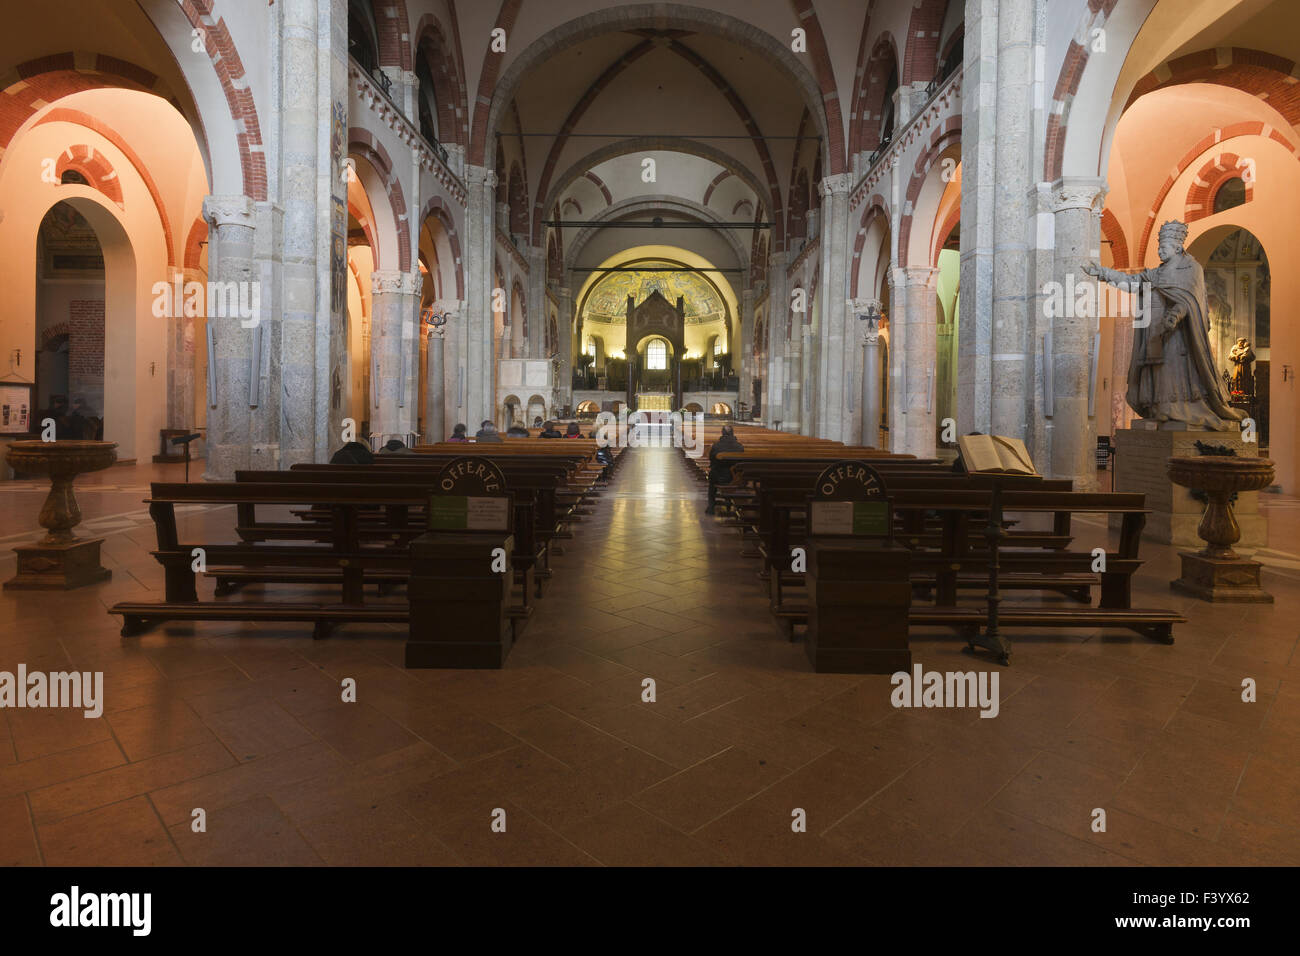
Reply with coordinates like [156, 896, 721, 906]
[406, 457, 514, 669]
[804, 461, 912, 674]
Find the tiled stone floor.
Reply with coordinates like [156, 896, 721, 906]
[0, 449, 1297, 866]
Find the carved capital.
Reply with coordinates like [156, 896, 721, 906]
[818, 173, 853, 197]
[370, 270, 407, 295]
[1052, 176, 1108, 213]
[203, 194, 256, 229]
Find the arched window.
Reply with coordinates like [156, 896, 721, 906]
[415, 47, 440, 145]
[1214, 177, 1247, 214]
[348, 0, 380, 76]
[646, 339, 667, 370]
[60, 169, 88, 185]
[584, 335, 596, 356]
[880, 65, 899, 146]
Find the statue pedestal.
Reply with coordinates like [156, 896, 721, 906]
[1171, 552, 1272, 603]
[5, 538, 112, 590]
[1110, 427, 1266, 549]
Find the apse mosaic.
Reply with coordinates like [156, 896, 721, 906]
[581, 261, 727, 325]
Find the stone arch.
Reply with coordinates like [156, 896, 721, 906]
[1186, 152, 1255, 224]
[54, 144, 123, 208]
[853, 33, 902, 156]
[564, 195, 750, 271]
[349, 128, 410, 272]
[542, 139, 779, 250]
[414, 13, 468, 146]
[476, 4, 842, 177]
[900, 129, 962, 268]
[902, 0, 954, 86]
[419, 195, 464, 299]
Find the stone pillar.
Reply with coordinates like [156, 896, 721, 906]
[886, 267, 906, 450]
[991, 0, 1033, 440]
[1050, 177, 1107, 489]
[426, 323, 446, 443]
[862, 315, 881, 447]
[902, 266, 940, 458]
[817, 172, 853, 441]
[201, 195, 257, 480]
[463, 167, 497, 428]
[784, 333, 803, 433]
[957, 0, 999, 438]
[766, 251, 789, 426]
[510, 283, 525, 359]
[528, 245, 545, 358]
[370, 269, 421, 443]
[557, 285, 573, 408]
[170, 267, 201, 430]
[738, 286, 754, 416]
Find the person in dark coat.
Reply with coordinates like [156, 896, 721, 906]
[705, 425, 744, 515]
[447, 423, 470, 442]
[506, 424, 530, 437]
[563, 422, 583, 438]
[475, 420, 503, 442]
[539, 421, 562, 438]
[330, 441, 374, 464]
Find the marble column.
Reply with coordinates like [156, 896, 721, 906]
[201, 195, 257, 480]
[528, 246, 545, 358]
[426, 322, 446, 443]
[886, 267, 906, 450]
[557, 285, 573, 408]
[817, 172, 853, 441]
[861, 312, 882, 447]
[957, 0, 999, 438]
[737, 286, 754, 416]
[463, 167, 497, 429]
[369, 269, 421, 442]
[784, 333, 803, 434]
[766, 251, 789, 426]
[902, 266, 940, 458]
[991, 0, 1034, 440]
[169, 267, 201, 430]
[1050, 177, 1107, 490]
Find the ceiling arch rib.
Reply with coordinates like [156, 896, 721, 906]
[564, 194, 751, 270]
[524, 33, 790, 250]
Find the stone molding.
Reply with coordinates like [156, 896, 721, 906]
[349, 59, 466, 206]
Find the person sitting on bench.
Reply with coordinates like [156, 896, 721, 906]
[506, 424, 530, 437]
[539, 421, 563, 438]
[704, 425, 744, 515]
[330, 441, 374, 464]
[448, 423, 470, 443]
[475, 420, 503, 442]
[563, 422, 583, 439]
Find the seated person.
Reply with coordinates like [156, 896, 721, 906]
[539, 421, 563, 438]
[447, 423, 470, 442]
[377, 438, 414, 455]
[474, 420, 503, 442]
[705, 425, 744, 515]
[330, 440, 374, 464]
[506, 424, 530, 437]
[563, 422, 583, 439]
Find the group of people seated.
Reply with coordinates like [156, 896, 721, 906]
[446, 419, 586, 442]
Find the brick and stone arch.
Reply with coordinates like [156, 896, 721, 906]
[788, 169, 811, 242]
[54, 145, 123, 208]
[702, 170, 733, 206]
[899, 126, 961, 268]
[419, 194, 464, 300]
[1185, 153, 1255, 224]
[1099, 208, 1129, 269]
[1125, 49, 1300, 129]
[348, 128, 411, 272]
[901, 0, 953, 86]
[371, 0, 413, 72]
[36, 109, 178, 267]
[414, 13, 468, 146]
[0, 53, 177, 155]
[1043, 0, 1120, 181]
[183, 217, 208, 271]
[852, 33, 901, 156]
[1134, 122, 1296, 259]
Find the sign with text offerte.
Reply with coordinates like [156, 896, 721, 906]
[807, 460, 892, 539]
[429, 456, 511, 532]
[427, 495, 511, 531]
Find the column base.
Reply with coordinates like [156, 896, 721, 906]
[5, 538, 112, 590]
[1170, 551, 1273, 603]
